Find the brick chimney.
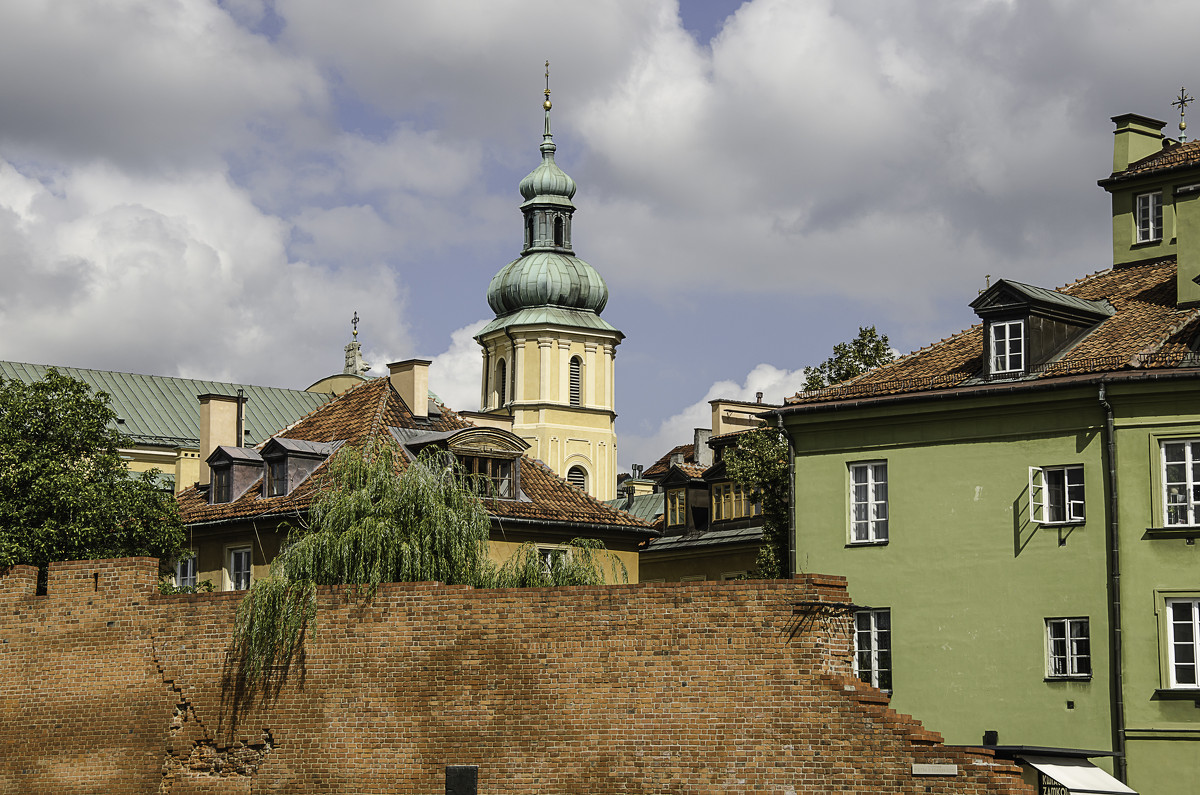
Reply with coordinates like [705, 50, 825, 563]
[388, 359, 431, 418]
[197, 393, 245, 484]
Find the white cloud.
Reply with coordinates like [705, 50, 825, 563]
[428, 319, 488, 413]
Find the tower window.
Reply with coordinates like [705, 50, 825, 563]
[496, 359, 507, 407]
[554, 216, 564, 247]
[525, 215, 534, 248]
[569, 356, 582, 406]
[567, 466, 587, 492]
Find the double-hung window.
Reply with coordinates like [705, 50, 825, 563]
[1167, 598, 1200, 688]
[229, 547, 252, 591]
[175, 553, 197, 589]
[1030, 465, 1085, 524]
[1136, 191, 1163, 243]
[1045, 617, 1090, 679]
[849, 461, 888, 543]
[1162, 440, 1200, 526]
[666, 488, 686, 527]
[990, 320, 1025, 375]
[854, 609, 892, 691]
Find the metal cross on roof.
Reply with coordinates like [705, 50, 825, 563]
[1173, 86, 1193, 142]
[352, 311, 360, 339]
[544, 60, 552, 110]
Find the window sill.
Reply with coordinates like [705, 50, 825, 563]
[1044, 676, 1091, 683]
[846, 540, 889, 548]
[1143, 527, 1200, 540]
[1131, 239, 1164, 249]
[1153, 688, 1200, 702]
[1038, 521, 1085, 528]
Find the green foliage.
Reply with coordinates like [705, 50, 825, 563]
[802, 326, 896, 391]
[724, 427, 790, 579]
[231, 438, 626, 689]
[158, 578, 215, 595]
[0, 368, 184, 576]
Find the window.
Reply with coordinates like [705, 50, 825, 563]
[265, 458, 288, 497]
[849, 462, 888, 543]
[525, 215, 534, 248]
[666, 488, 686, 527]
[211, 467, 232, 504]
[1167, 599, 1200, 688]
[229, 547, 251, 591]
[460, 455, 515, 499]
[554, 216, 564, 246]
[990, 319, 1025, 375]
[1136, 191, 1163, 243]
[537, 544, 569, 574]
[176, 553, 197, 589]
[1030, 465, 1085, 524]
[711, 482, 759, 521]
[496, 359, 507, 407]
[854, 609, 892, 691]
[1046, 618, 1090, 678]
[566, 465, 587, 492]
[569, 356, 582, 406]
[1162, 440, 1200, 526]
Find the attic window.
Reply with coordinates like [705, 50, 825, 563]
[1136, 191, 1163, 243]
[259, 438, 333, 499]
[212, 467, 232, 504]
[990, 319, 1025, 375]
[460, 455, 516, 499]
[265, 458, 288, 497]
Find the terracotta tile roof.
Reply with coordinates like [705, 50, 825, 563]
[178, 378, 653, 535]
[642, 443, 695, 480]
[675, 463, 710, 479]
[1110, 139, 1200, 181]
[784, 258, 1200, 406]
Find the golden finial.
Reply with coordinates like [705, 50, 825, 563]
[351, 311, 360, 339]
[1174, 86, 1194, 142]
[544, 60, 552, 111]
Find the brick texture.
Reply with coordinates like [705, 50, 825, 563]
[0, 559, 1032, 794]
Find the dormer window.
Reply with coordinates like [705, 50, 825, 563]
[206, 445, 263, 505]
[1136, 191, 1163, 243]
[212, 467, 232, 503]
[266, 457, 288, 497]
[990, 319, 1025, 375]
[460, 454, 517, 499]
[259, 438, 333, 499]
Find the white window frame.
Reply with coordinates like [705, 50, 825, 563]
[1029, 465, 1085, 525]
[175, 552, 197, 589]
[990, 319, 1025, 375]
[1161, 439, 1200, 527]
[227, 546, 252, 591]
[1136, 190, 1163, 243]
[1166, 598, 1200, 688]
[1045, 617, 1091, 679]
[854, 609, 892, 692]
[849, 461, 888, 544]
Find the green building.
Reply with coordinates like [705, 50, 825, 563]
[766, 113, 1200, 794]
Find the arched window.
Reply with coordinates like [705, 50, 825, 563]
[525, 215, 534, 248]
[554, 216, 564, 247]
[496, 359, 507, 407]
[569, 356, 582, 406]
[567, 466, 587, 492]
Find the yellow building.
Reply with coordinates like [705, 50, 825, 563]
[475, 82, 622, 500]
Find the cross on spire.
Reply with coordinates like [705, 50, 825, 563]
[1173, 86, 1193, 142]
[544, 60, 552, 111]
[351, 311, 360, 339]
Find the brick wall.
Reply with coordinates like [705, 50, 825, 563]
[0, 558, 1032, 794]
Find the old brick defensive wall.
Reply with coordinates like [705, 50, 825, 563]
[0, 558, 1032, 794]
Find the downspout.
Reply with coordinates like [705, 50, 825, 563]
[777, 413, 796, 579]
[1099, 382, 1127, 781]
[236, 388, 246, 447]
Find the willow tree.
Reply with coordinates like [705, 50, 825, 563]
[231, 438, 624, 686]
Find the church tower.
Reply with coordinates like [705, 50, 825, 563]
[475, 67, 622, 500]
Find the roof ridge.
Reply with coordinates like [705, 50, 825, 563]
[0, 358, 323, 395]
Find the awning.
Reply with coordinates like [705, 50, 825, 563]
[1023, 755, 1137, 795]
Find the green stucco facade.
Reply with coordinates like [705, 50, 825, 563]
[782, 375, 1200, 794]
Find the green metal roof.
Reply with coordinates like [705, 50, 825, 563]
[0, 361, 331, 448]
[604, 493, 664, 523]
[476, 306, 623, 338]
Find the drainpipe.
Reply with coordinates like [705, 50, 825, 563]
[236, 388, 245, 447]
[777, 413, 796, 579]
[1099, 382, 1127, 782]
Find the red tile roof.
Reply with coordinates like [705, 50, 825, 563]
[642, 443, 696, 480]
[178, 378, 652, 534]
[1109, 139, 1200, 181]
[784, 258, 1200, 406]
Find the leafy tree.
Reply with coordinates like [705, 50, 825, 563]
[724, 427, 790, 579]
[802, 326, 896, 391]
[231, 438, 625, 687]
[0, 369, 184, 581]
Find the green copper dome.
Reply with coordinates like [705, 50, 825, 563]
[487, 251, 608, 316]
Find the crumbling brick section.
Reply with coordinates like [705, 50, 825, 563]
[0, 559, 1033, 794]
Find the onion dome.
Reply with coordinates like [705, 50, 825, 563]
[518, 111, 577, 207]
[487, 251, 608, 316]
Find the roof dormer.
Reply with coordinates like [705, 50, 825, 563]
[969, 280, 1114, 379]
[206, 445, 262, 504]
[260, 437, 335, 498]
[394, 425, 530, 501]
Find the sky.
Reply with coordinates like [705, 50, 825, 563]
[0, 0, 1194, 471]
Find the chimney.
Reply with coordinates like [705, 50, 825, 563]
[1111, 113, 1166, 173]
[197, 393, 245, 484]
[694, 428, 713, 468]
[388, 359, 431, 418]
[756, 391, 764, 404]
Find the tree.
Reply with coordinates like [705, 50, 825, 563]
[231, 438, 625, 686]
[802, 326, 896, 391]
[724, 427, 790, 579]
[0, 369, 184, 580]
